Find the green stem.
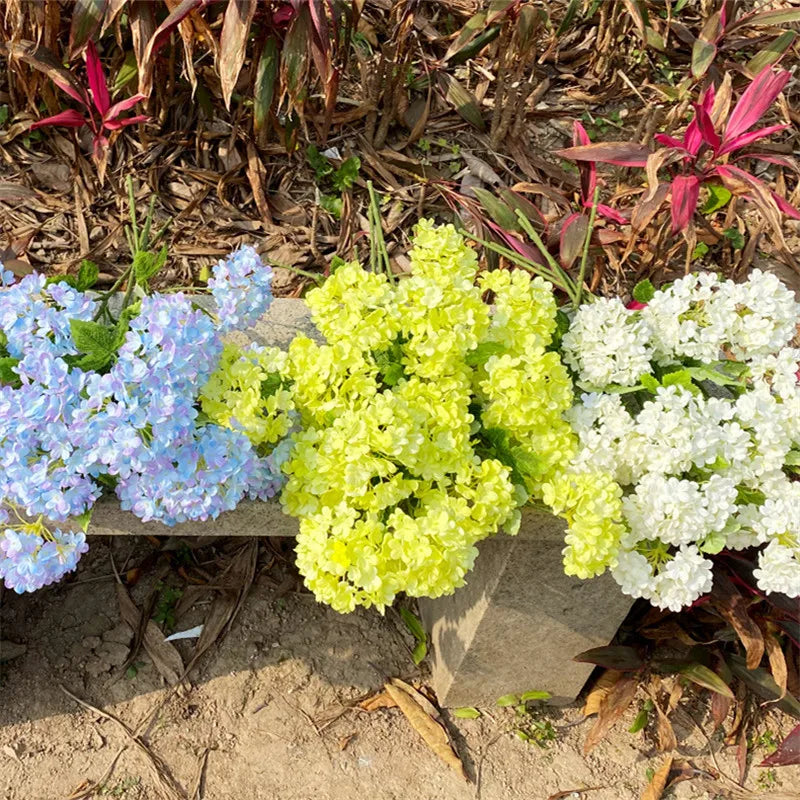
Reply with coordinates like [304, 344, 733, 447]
[513, 210, 577, 302]
[575, 186, 599, 307]
[367, 181, 392, 281]
[126, 175, 139, 256]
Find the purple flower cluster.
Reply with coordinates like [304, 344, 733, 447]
[0, 251, 284, 593]
[209, 245, 273, 332]
[0, 527, 88, 594]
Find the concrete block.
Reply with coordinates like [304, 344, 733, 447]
[418, 511, 634, 708]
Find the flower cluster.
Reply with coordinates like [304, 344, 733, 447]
[203, 222, 573, 612]
[0, 247, 277, 592]
[561, 270, 800, 609]
[209, 245, 273, 332]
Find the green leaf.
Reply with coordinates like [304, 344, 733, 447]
[307, 144, 333, 181]
[76, 259, 99, 291]
[661, 369, 699, 395]
[700, 184, 732, 215]
[785, 449, 800, 467]
[69, 318, 117, 357]
[72, 508, 93, 533]
[472, 187, 519, 231]
[640, 373, 660, 393]
[465, 341, 506, 366]
[657, 660, 734, 698]
[453, 707, 482, 719]
[437, 71, 485, 131]
[0, 105, 9, 127]
[628, 706, 649, 733]
[45, 274, 79, 289]
[746, 30, 796, 75]
[254, 36, 279, 132]
[113, 51, 139, 95]
[723, 228, 745, 250]
[737, 486, 766, 506]
[632, 278, 655, 304]
[556, 0, 581, 35]
[692, 242, 710, 261]
[520, 690, 551, 702]
[496, 693, 519, 707]
[332, 156, 361, 191]
[700, 529, 727, 555]
[510, 446, 541, 479]
[0, 356, 20, 387]
[133, 246, 167, 285]
[399, 608, 427, 644]
[319, 193, 342, 219]
[411, 640, 427, 665]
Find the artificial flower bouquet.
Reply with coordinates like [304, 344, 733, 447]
[1, 221, 798, 614]
[0, 247, 282, 592]
[559, 270, 800, 610]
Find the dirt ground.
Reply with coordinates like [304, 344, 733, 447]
[1, 537, 799, 800]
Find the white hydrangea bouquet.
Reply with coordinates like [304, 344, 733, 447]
[559, 270, 800, 610]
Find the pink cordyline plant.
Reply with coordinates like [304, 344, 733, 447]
[556, 66, 799, 237]
[31, 41, 148, 176]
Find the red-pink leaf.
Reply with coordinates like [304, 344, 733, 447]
[595, 203, 628, 224]
[670, 175, 701, 233]
[92, 133, 109, 161]
[693, 103, 721, 150]
[627, 300, 647, 310]
[718, 123, 790, 156]
[771, 191, 800, 220]
[684, 119, 703, 156]
[29, 109, 88, 130]
[573, 120, 591, 147]
[104, 93, 147, 122]
[104, 114, 149, 130]
[760, 723, 800, 767]
[487, 222, 547, 268]
[85, 40, 110, 115]
[572, 120, 597, 201]
[554, 142, 651, 167]
[655, 133, 685, 149]
[724, 66, 790, 142]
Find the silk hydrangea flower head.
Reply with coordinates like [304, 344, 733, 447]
[561, 268, 800, 607]
[209, 245, 273, 332]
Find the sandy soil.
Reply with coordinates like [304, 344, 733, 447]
[1, 538, 798, 800]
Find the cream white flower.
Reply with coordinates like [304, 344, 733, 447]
[753, 540, 800, 597]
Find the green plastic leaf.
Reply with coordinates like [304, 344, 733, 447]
[632, 278, 655, 304]
[510, 447, 541, 479]
[0, 356, 21, 387]
[723, 228, 745, 250]
[661, 369, 699, 395]
[700, 185, 732, 215]
[453, 707, 482, 719]
[785, 449, 800, 467]
[700, 529, 727, 555]
[76, 259, 99, 291]
[72, 508, 93, 533]
[496, 693, 520, 707]
[465, 341, 506, 366]
[640, 373, 660, 393]
[737, 486, 766, 505]
[133, 247, 167, 285]
[69, 318, 117, 357]
[260, 373, 283, 399]
[520, 690, 551, 702]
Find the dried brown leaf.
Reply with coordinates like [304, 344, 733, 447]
[641, 756, 673, 800]
[219, 0, 256, 110]
[383, 682, 468, 780]
[115, 583, 183, 685]
[711, 691, 733, 732]
[358, 691, 398, 712]
[654, 700, 677, 753]
[187, 539, 258, 672]
[764, 630, 788, 700]
[712, 574, 765, 670]
[583, 669, 623, 717]
[583, 674, 638, 754]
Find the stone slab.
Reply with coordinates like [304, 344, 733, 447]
[418, 511, 634, 707]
